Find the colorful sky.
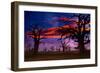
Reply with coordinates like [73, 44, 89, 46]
[24, 11, 90, 51]
[24, 11, 79, 32]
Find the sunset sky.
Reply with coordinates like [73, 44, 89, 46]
[24, 11, 79, 32]
[24, 11, 90, 51]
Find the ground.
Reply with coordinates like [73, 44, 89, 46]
[24, 50, 90, 61]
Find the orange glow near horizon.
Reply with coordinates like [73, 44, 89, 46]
[26, 23, 90, 39]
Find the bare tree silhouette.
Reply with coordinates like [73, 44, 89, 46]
[27, 24, 45, 54]
[74, 14, 90, 55]
[57, 26, 76, 52]
[57, 14, 90, 56]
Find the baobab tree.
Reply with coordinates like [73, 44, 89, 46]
[74, 14, 90, 55]
[57, 14, 90, 56]
[27, 24, 45, 54]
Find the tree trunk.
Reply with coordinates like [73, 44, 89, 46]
[62, 45, 65, 52]
[78, 36, 85, 57]
[33, 38, 40, 54]
[61, 40, 65, 52]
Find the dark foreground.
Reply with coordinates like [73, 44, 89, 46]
[24, 50, 90, 61]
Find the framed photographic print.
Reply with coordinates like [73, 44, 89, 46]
[11, 1, 97, 71]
